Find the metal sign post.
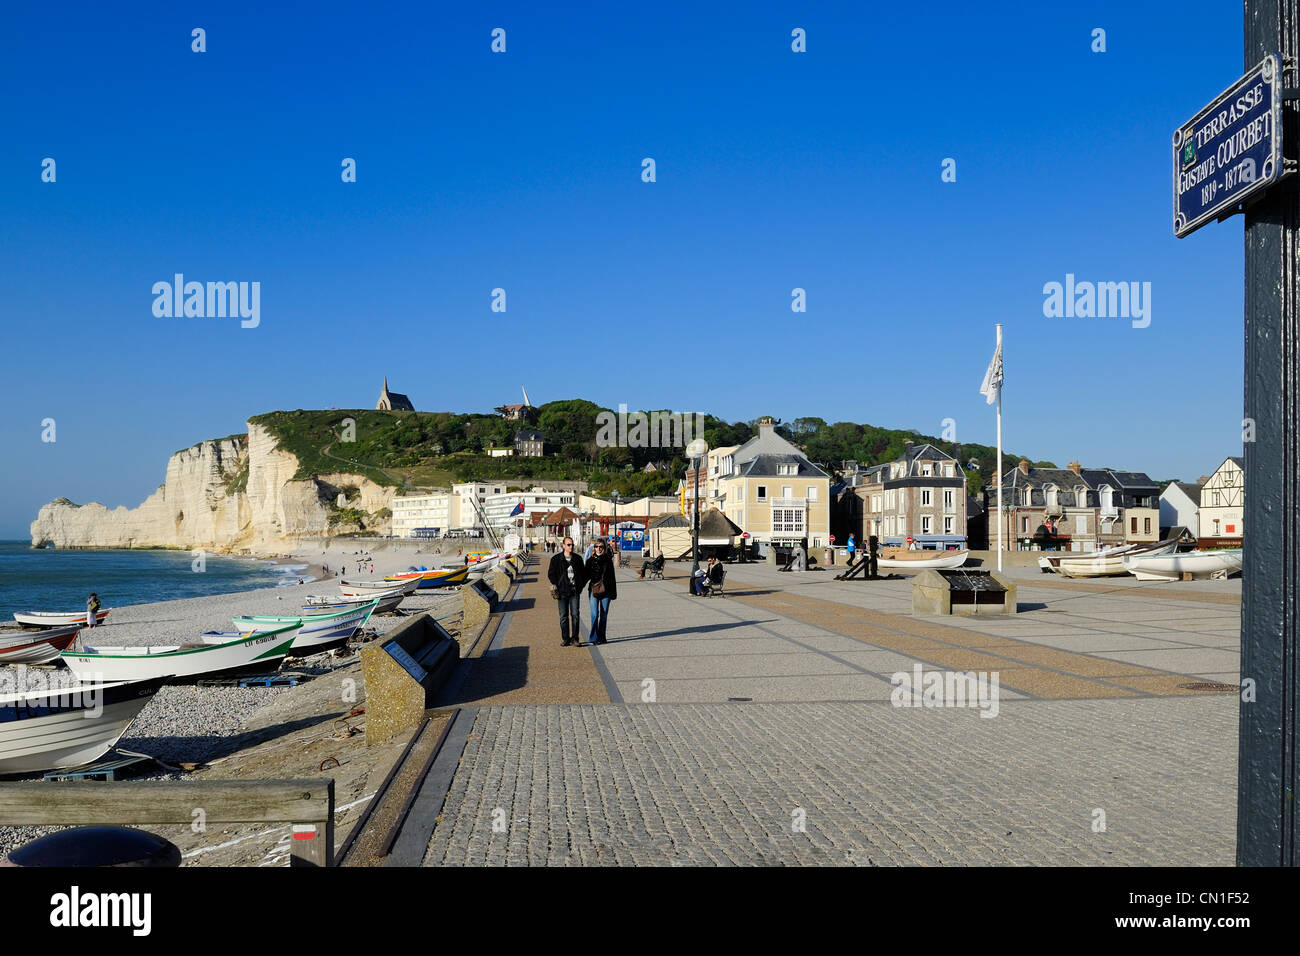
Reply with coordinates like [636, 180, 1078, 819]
[1238, 0, 1298, 866]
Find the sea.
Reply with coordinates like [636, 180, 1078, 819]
[0, 541, 312, 623]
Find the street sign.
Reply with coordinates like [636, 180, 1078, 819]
[1174, 53, 1283, 237]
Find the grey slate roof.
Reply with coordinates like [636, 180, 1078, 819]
[738, 454, 829, 479]
[733, 426, 805, 464]
[994, 464, 1158, 509]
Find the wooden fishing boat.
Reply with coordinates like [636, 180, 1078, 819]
[13, 609, 110, 628]
[1123, 548, 1243, 582]
[0, 676, 166, 775]
[1054, 539, 1179, 578]
[876, 548, 970, 570]
[338, 577, 420, 597]
[61, 623, 301, 683]
[0, 624, 81, 665]
[384, 566, 470, 589]
[304, 590, 403, 615]
[228, 600, 377, 655]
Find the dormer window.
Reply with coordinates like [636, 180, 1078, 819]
[1045, 485, 1058, 509]
[778, 463, 797, 476]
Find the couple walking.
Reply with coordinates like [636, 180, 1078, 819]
[547, 536, 618, 646]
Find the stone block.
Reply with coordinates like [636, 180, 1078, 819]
[360, 613, 460, 747]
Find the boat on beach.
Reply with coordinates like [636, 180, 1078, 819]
[0, 624, 82, 665]
[61, 623, 302, 683]
[228, 600, 378, 655]
[338, 577, 420, 597]
[876, 548, 970, 570]
[0, 676, 167, 775]
[304, 589, 404, 615]
[1052, 539, 1180, 578]
[13, 609, 110, 628]
[384, 566, 470, 589]
[1123, 548, 1243, 581]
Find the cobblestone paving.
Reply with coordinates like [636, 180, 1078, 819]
[425, 695, 1236, 866]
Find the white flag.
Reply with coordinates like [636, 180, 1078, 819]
[979, 342, 1003, 405]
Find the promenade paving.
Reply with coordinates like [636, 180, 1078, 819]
[418, 554, 1241, 866]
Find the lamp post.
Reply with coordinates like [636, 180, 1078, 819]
[685, 438, 708, 594]
[611, 492, 620, 556]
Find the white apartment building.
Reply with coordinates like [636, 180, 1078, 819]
[451, 481, 511, 531]
[482, 488, 578, 531]
[391, 492, 456, 538]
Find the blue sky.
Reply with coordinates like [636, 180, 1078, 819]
[0, 1, 1249, 537]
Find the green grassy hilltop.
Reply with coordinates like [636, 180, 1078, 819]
[246, 404, 1040, 498]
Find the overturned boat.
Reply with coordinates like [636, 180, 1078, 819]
[1123, 548, 1243, 582]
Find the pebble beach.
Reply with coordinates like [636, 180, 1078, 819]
[0, 538, 473, 859]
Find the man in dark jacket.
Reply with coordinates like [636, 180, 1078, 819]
[547, 536, 587, 646]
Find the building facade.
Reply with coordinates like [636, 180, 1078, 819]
[852, 444, 968, 548]
[391, 492, 455, 538]
[1199, 456, 1244, 545]
[987, 460, 1160, 552]
[1159, 481, 1201, 537]
[714, 419, 831, 548]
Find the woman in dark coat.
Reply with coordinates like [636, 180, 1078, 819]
[585, 537, 618, 645]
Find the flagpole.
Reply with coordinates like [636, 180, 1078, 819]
[995, 323, 1003, 572]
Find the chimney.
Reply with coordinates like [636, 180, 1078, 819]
[757, 417, 775, 435]
[1018, 459, 1030, 476]
[1068, 461, 1081, 475]
[1197, 475, 1210, 485]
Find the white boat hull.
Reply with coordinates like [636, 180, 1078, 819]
[1124, 549, 1243, 581]
[14, 610, 109, 628]
[339, 578, 420, 597]
[230, 602, 375, 654]
[305, 592, 403, 615]
[0, 625, 81, 665]
[877, 550, 969, 571]
[61, 626, 300, 683]
[0, 679, 165, 775]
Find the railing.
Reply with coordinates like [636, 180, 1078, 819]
[0, 779, 335, 867]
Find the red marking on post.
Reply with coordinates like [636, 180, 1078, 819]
[292, 826, 317, 841]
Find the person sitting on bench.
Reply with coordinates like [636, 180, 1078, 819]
[638, 553, 665, 579]
[695, 556, 725, 595]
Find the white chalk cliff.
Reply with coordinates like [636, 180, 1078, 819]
[30, 422, 394, 552]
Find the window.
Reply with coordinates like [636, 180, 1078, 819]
[922, 489, 932, 506]
[943, 489, 955, 511]
[944, 516, 954, 534]
[1023, 489, 1032, 506]
[1213, 492, 1221, 506]
[756, 485, 767, 502]
[1131, 516, 1137, 534]
[1213, 519, 1221, 535]
[922, 516, 932, 534]
[1021, 517, 1029, 533]
[778, 463, 797, 476]
[807, 487, 818, 501]
[782, 486, 793, 499]
[1045, 485, 1058, 509]
[1144, 517, 1151, 533]
[772, 507, 805, 535]
[921, 465, 932, 477]
[943, 464, 954, 477]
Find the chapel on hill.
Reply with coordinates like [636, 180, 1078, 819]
[376, 378, 414, 411]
